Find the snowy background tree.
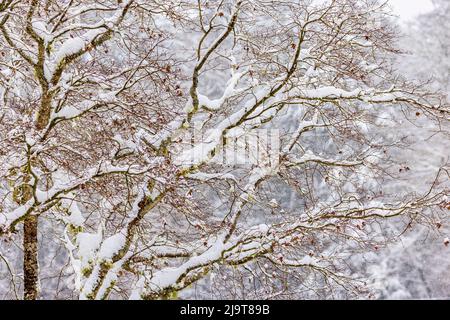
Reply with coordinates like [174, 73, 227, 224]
[0, 0, 448, 300]
[365, 0, 450, 299]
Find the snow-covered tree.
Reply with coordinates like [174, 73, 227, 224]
[0, 0, 448, 300]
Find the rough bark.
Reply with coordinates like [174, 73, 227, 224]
[23, 215, 38, 300]
[36, 92, 52, 130]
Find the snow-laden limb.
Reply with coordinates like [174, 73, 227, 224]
[300, 87, 363, 99]
[0, 201, 34, 235]
[74, 180, 166, 300]
[98, 233, 127, 261]
[186, 172, 238, 183]
[50, 90, 119, 122]
[59, 196, 85, 227]
[30, 19, 52, 45]
[134, 235, 242, 299]
[173, 83, 284, 168]
[46, 0, 135, 83]
[174, 128, 223, 167]
[286, 179, 448, 228]
[0, 161, 147, 235]
[141, 234, 228, 298]
[316, 193, 446, 221]
[197, 66, 248, 112]
[285, 150, 364, 168]
[291, 85, 449, 115]
[78, 231, 130, 300]
[36, 162, 147, 203]
[185, 1, 244, 122]
[47, 29, 104, 81]
[283, 112, 320, 153]
[138, 117, 184, 150]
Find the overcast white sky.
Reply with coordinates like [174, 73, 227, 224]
[389, 0, 434, 21]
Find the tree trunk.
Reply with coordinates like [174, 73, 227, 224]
[36, 91, 52, 130]
[23, 215, 38, 300]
